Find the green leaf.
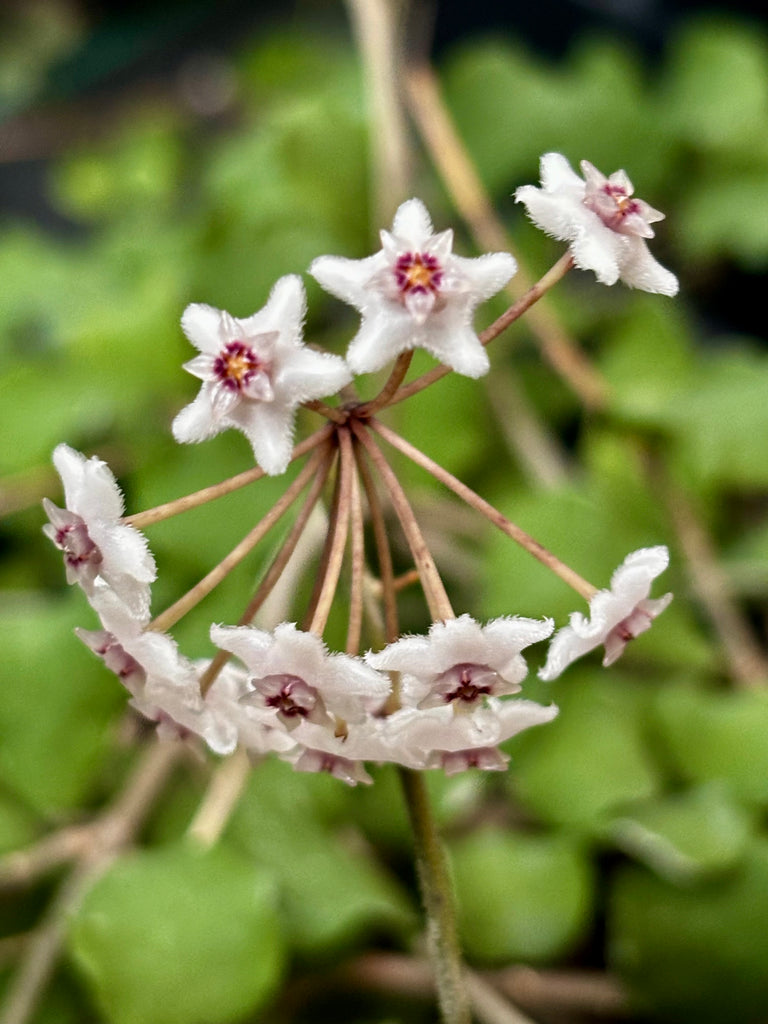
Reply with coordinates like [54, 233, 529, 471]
[450, 828, 594, 963]
[68, 842, 284, 1024]
[654, 684, 768, 807]
[0, 594, 123, 815]
[508, 675, 662, 834]
[609, 840, 768, 1022]
[225, 758, 415, 956]
[607, 782, 754, 883]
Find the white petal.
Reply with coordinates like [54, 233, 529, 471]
[540, 152, 586, 193]
[618, 239, 679, 296]
[172, 388, 220, 444]
[391, 197, 433, 246]
[181, 303, 224, 354]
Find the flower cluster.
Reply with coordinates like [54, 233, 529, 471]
[45, 162, 675, 784]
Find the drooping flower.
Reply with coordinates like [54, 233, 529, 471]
[76, 624, 241, 753]
[172, 275, 351, 475]
[515, 153, 678, 296]
[210, 621, 391, 728]
[366, 614, 553, 712]
[539, 546, 673, 680]
[309, 198, 517, 378]
[43, 444, 156, 623]
[384, 698, 559, 774]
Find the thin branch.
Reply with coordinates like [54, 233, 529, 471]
[369, 419, 596, 601]
[344, 0, 412, 226]
[307, 428, 355, 636]
[654, 463, 768, 687]
[199, 445, 336, 695]
[354, 444, 400, 645]
[186, 747, 252, 849]
[358, 350, 414, 417]
[0, 742, 181, 1024]
[346, 438, 366, 656]
[125, 424, 333, 529]
[149, 449, 326, 634]
[352, 422, 455, 621]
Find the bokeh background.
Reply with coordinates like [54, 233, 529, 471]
[2, 1, 768, 1022]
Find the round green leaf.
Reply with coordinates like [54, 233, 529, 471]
[609, 840, 768, 1022]
[68, 843, 284, 1024]
[450, 828, 594, 963]
[607, 782, 754, 883]
[508, 676, 662, 834]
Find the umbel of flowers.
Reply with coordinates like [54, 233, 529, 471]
[45, 159, 675, 787]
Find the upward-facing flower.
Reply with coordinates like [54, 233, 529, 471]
[43, 444, 156, 623]
[309, 198, 517, 378]
[515, 153, 678, 296]
[172, 275, 351, 475]
[367, 614, 553, 711]
[539, 546, 673, 680]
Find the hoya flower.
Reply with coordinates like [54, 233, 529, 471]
[284, 718, 393, 786]
[172, 275, 351, 475]
[76, 624, 240, 753]
[211, 621, 390, 728]
[539, 546, 673, 680]
[43, 444, 156, 622]
[384, 698, 559, 775]
[309, 198, 517, 378]
[515, 153, 678, 296]
[367, 614, 553, 712]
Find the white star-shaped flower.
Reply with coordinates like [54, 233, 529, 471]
[383, 698, 559, 775]
[43, 444, 156, 623]
[539, 546, 673, 680]
[172, 275, 351, 475]
[515, 153, 678, 295]
[211, 621, 390, 728]
[76, 624, 242, 754]
[309, 198, 517, 378]
[366, 614, 553, 711]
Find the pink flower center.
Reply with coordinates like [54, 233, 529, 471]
[394, 252, 443, 296]
[259, 674, 319, 719]
[213, 341, 265, 392]
[437, 663, 495, 705]
[583, 181, 645, 234]
[54, 518, 102, 572]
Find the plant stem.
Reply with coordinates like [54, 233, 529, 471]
[371, 418, 597, 602]
[125, 424, 333, 529]
[149, 449, 327, 634]
[352, 422, 455, 622]
[399, 768, 470, 1024]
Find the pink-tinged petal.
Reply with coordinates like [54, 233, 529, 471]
[182, 354, 217, 381]
[181, 303, 223, 354]
[539, 545, 672, 679]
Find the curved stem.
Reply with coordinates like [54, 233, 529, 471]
[352, 421, 454, 622]
[357, 350, 414, 417]
[125, 424, 334, 529]
[399, 768, 470, 1024]
[354, 444, 400, 645]
[149, 449, 327, 634]
[346, 437, 366, 655]
[307, 428, 355, 636]
[199, 445, 336, 696]
[370, 419, 597, 602]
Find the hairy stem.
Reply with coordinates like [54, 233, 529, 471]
[399, 768, 470, 1024]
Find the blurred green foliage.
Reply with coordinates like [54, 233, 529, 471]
[1, 9, 768, 1024]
